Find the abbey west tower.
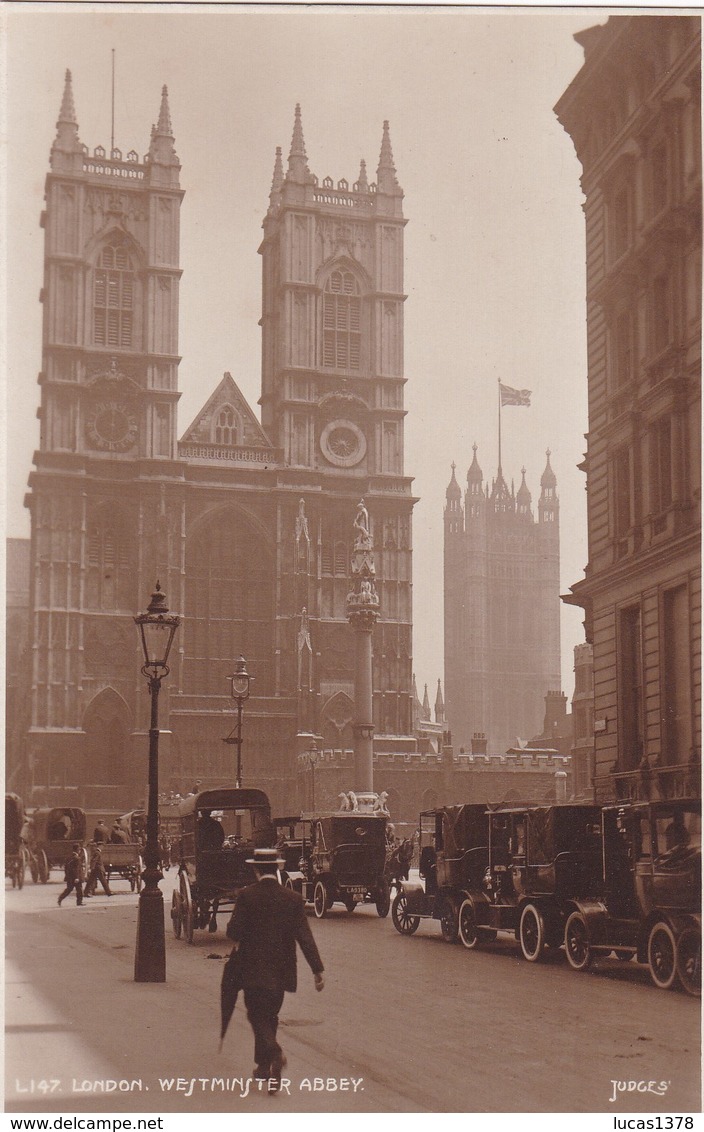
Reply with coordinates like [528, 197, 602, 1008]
[444, 450, 561, 755]
[22, 78, 416, 812]
[259, 108, 415, 758]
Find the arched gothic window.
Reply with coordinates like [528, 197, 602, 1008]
[86, 508, 134, 611]
[184, 513, 273, 696]
[322, 270, 361, 370]
[94, 240, 135, 348]
[213, 405, 241, 446]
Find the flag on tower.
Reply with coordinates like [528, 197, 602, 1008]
[499, 383, 531, 407]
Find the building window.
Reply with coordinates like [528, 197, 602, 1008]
[650, 416, 672, 515]
[94, 242, 134, 348]
[86, 512, 134, 611]
[619, 605, 644, 770]
[651, 141, 669, 215]
[652, 272, 672, 354]
[662, 585, 693, 766]
[214, 405, 241, 446]
[612, 447, 633, 539]
[613, 310, 633, 387]
[322, 270, 361, 370]
[611, 183, 633, 260]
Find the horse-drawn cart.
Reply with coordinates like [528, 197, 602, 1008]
[170, 788, 274, 943]
[5, 794, 29, 889]
[101, 842, 144, 891]
[31, 807, 88, 878]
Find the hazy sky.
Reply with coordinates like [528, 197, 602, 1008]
[5, 3, 595, 702]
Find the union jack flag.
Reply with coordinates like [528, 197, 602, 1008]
[499, 383, 531, 407]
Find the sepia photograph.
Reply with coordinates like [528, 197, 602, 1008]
[3, 2, 701, 1124]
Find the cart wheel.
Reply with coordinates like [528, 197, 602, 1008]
[675, 927, 701, 998]
[391, 891, 420, 936]
[37, 850, 50, 884]
[375, 882, 391, 919]
[439, 897, 459, 944]
[648, 921, 678, 990]
[171, 890, 182, 939]
[564, 911, 593, 971]
[135, 856, 144, 892]
[519, 903, 546, 963]
[313, 880, 328, 919]
[343, 896, 357, 913]
[458, 898, 479, 949]
[180, 875, 194, 944]
[284, 877, 295, 892]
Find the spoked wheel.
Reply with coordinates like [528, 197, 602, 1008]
[458, 898, 479, 949]
[375, 883, 391, 919]
[519, 903, 546, 963]
[180, 874, 194, 944]
[648, 921, 678, 990]
[391, 891, 420, 935]
[343, 896, 357, 913]
[439, 898, 459, 944]
[37, 850, 50, 884]
[313, 880, 328, 919]
[171, 890, 182, 939]
[564, 911, 593, 972]
[676, 927, 701, 998]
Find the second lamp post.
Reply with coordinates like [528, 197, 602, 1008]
[226, 656, 251, 788]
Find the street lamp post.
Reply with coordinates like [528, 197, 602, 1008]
[224, 657, 251, 789]
[306, 740, 320, 812]
[133, 581, 180, 983]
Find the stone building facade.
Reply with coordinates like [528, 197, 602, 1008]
[19, 75, 416, 816]
[556, 15, 701, 802]
[443, 448, 561, 755]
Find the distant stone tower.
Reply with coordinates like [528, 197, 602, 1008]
[444, 446, 561, 753]
[260, 108, 416, 751]
[25, 73, 183, 795]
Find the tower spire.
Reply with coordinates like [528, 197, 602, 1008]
[356, 158, 369, 191]
[148, 84, 179, 178]
[376, 120, 401, 195]
[287, 103, 310, 184]
[51, 69, 83, 169]
[267, 146, 284, 214]
[435, 679, 445, 725]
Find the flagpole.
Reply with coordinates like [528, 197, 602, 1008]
[497, 379, 502, 472]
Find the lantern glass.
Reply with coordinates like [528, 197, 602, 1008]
[139, 618, 177, 670]
[231, 675, 250, 698]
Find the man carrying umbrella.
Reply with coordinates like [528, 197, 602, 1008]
[223, 847, 325, 1093]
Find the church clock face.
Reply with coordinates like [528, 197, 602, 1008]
[86, 401, 138, 452]
[320, 419, 366, 468]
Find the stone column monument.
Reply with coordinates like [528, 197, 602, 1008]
[346, 499, 380, 792]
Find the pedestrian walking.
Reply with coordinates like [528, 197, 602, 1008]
[84, 843, 112, 897]
[57, 844, 85, 906]
[225, 847, 325, 1093]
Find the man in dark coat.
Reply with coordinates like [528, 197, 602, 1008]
[226, 847, 324, 1091]
[92, 820, 109, 843]
[110, 820, 130, 844]
[57, 844, 85, 906]
[84, 843, 112, 897]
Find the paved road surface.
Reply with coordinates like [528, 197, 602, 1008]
[5, 877, 700, 1115]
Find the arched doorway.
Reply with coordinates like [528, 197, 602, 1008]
[82, 688, 131, 787]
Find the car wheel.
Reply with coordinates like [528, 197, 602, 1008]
[648, 921, 678, 990]
[439, 898, 459, 944]
[458, 898, 479, 949]
[564, 911, 592, 972]
[314, 880, 328, 919]
[519, 903, 546, 963]
[391, 891, 420, 935]
[676, 927, 701, 998]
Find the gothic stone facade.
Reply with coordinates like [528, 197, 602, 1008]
[556, 16, 701, 803]
[443, 449, 561, 756]
[22, 77, 416, 817]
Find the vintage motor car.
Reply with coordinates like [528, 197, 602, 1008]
[391, 804, 490, 941]
[170, 787, 275, 943]
[562, 799, 701, 996]
[31, 806, 88, 877]
[454, 803, 603, 960]
[281, 810, 391, 918]
[5, 794, 29, 889]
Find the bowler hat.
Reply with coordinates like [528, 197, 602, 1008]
[246, 847, 285, 867]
